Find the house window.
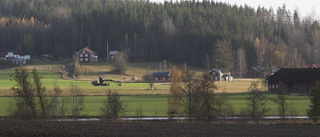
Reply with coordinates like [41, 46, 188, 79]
[155, 77, 158, 81]
[80, 54, 83, 57]
[82, 51, 85, 53]
[163, 77, 165, 80]
[80, 58, 83, 61]
[215, 76, 218, 81]
[85, 54, 88, 57]
[276, 85, 278, 88]
[269, 85, 271, 89]
[111, 56, 114, 59]
[272, 85, 275, 89]
[85, 58, 88, 61]
[213, 71, 216, 75]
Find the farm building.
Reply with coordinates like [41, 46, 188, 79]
[301, 64, 320, 68]
[208, 69, 233, 82]
[249, 66, 279, 78]
[152, 71, 171, 81]
[0, 43, 30, 64]
[78, 47, 98, 62]
[266, 68, 320, 94]
[108, 51, 118, 61]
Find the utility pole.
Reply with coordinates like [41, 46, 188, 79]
[107, 41, 109, 63]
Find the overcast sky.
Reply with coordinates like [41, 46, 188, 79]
[150, 0, 320, 19]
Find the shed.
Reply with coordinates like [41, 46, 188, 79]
[108, 51, 118, 61]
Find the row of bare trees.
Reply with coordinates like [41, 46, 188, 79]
[9, 67, 84, 119]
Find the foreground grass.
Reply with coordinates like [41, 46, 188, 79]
[0, 93, 310, 117]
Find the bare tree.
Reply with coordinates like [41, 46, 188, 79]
[236, 48, 247, 78]
[199, 73, 218, 123]
[142, 66, 155, 90]
[246, 82, 270, 120]
[272, 83, 288, 120]
[32, 68, 48, 118]
[182, 70, 197, 121]
[71, 52, 81, 78]
[69, 83, 85, 119]
[10, 67, 54, 119]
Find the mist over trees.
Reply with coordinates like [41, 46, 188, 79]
[0, 0, 319, 73]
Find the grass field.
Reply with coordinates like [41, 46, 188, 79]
[0, 61, 311, 117]
[0, 93, 310, 117]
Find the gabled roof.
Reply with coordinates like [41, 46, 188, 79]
[0, 44, 21, 52]
[266, 68, 320, 81]
[152, 71, 171, 77]
[109, 51, 118, 55]
[78, 47, 96, 54]
[301, 64, 320, 68]
[208, 69, 223, 74]
[251, 66, 279, 73]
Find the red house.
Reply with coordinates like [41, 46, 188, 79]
[77, 47, 98, 62]
[152, 71, 171, 81]
[0, 44, 24, 60]
[266, 68, 320, 94]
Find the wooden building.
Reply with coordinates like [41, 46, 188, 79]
[152, 71, 171, 81]
[208, 69, 233, 81]
[0, 44, 24, 60]
[266, 68, 320, 94]
[78, 47, 98, 62]
[249, 66, 279, 78]
[108, 51, 118, 61]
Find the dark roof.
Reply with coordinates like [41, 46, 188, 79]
[208, 69, 223, 74]
[152, 72, 171, 77]
[0, 44, 19, 52]
[301, 64, 320, 68]
[266, 68, 320, 81]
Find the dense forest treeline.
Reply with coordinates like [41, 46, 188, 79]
[0, 0, 319, 76]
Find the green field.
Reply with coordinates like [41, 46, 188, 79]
[0, 61, 312, 117]
[0, 93, 310, 117]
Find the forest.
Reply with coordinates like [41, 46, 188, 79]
[0, 0, 319, 76]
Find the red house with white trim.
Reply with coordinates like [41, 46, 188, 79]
[77, 47, 98, 62]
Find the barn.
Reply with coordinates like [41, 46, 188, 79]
[266, 68, 320, 94]
[152, 71, 171, 81]
[78, 47, 98, 62]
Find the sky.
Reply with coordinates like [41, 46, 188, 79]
[150, 0, 320, 19]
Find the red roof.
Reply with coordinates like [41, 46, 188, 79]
[79, 47, 96, 54]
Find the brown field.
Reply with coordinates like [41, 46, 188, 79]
[0, 120, 319, 136]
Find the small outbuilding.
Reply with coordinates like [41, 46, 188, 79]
[266, 68, 320, 94]
[108, 51, 118, 61]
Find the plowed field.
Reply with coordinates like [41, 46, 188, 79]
[0, 120, 319, 136]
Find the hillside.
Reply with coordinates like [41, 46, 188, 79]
[0, 0, 319, 77]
